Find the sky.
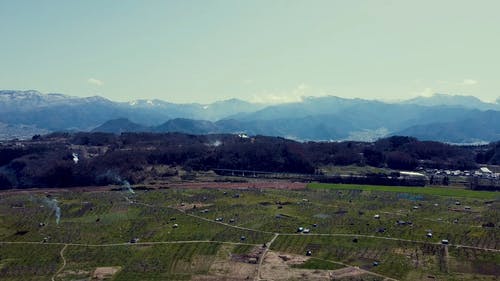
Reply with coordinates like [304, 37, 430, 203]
[1, 0, 499, 104]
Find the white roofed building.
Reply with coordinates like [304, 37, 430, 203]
[479, 167, 492, 174]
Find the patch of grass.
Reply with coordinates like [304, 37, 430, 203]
[231, 244, 254, 255]
[320, 165, 391, 176]
[62, 243, 221, 281]
[0, 243, 62, 281]
[308, 183, 499, 199]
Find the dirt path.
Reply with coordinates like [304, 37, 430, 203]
[443, 245, 449, 273]
[255, 233, 279, 281]
[51, 244, 67, 281]
[0, 240, 259, 248]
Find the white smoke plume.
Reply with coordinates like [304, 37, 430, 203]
[43, 197, 61, 224]
[122, 180, 135, 194]
[96, 171, 135, 196]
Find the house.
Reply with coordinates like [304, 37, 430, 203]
[480, 167, 492, 174]
[400, 171, 426, 178]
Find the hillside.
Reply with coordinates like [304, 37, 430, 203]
[91, 118, 149, 134]
[1, 133, 495, 189]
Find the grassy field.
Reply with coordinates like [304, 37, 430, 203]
[0, 183, 498, 280]
[309, 183, 500, 199]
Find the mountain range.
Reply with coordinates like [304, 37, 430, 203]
[1, 90, 499, 143]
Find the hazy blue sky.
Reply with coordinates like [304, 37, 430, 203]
[1, 0, 499, 103]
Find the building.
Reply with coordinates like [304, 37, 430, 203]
[480, 167, 492, 174]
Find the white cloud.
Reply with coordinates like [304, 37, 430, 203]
[412, 87, 434, 97]
[249, 83, 329, 104]
[461, 79, 478, 86]
[250, 93, 302, 104]
[87, 78, 103, 86]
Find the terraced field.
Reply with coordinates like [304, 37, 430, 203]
[0, 182, 498, 280]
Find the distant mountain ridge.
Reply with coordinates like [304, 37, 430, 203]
[395, 110, 500, 143]
[403, 93, 500, 110]
[1, 90, 500, 143]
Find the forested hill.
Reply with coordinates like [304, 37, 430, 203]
[0, 132, 498, 189]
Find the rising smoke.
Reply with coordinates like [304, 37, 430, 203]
[42, 197, 61, 224]
[122, 180, 135, 194]
[96, 171, 134, 194]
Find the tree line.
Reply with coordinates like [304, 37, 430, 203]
[0, 132, 496, 189]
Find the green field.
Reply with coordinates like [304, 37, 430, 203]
[0, 183, 498, 280]
[309, 183, 500, 199]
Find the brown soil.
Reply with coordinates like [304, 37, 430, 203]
[258, 251, 370, 281]
[231, 246, 263, 263]
[166, 181, 307, 190]
[328, 267, 367, 279]
[0, 180, 307, 195]
[193, 245, 258, 281]
[92, 266, 121, 280]
[176, 202, 213, 211]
